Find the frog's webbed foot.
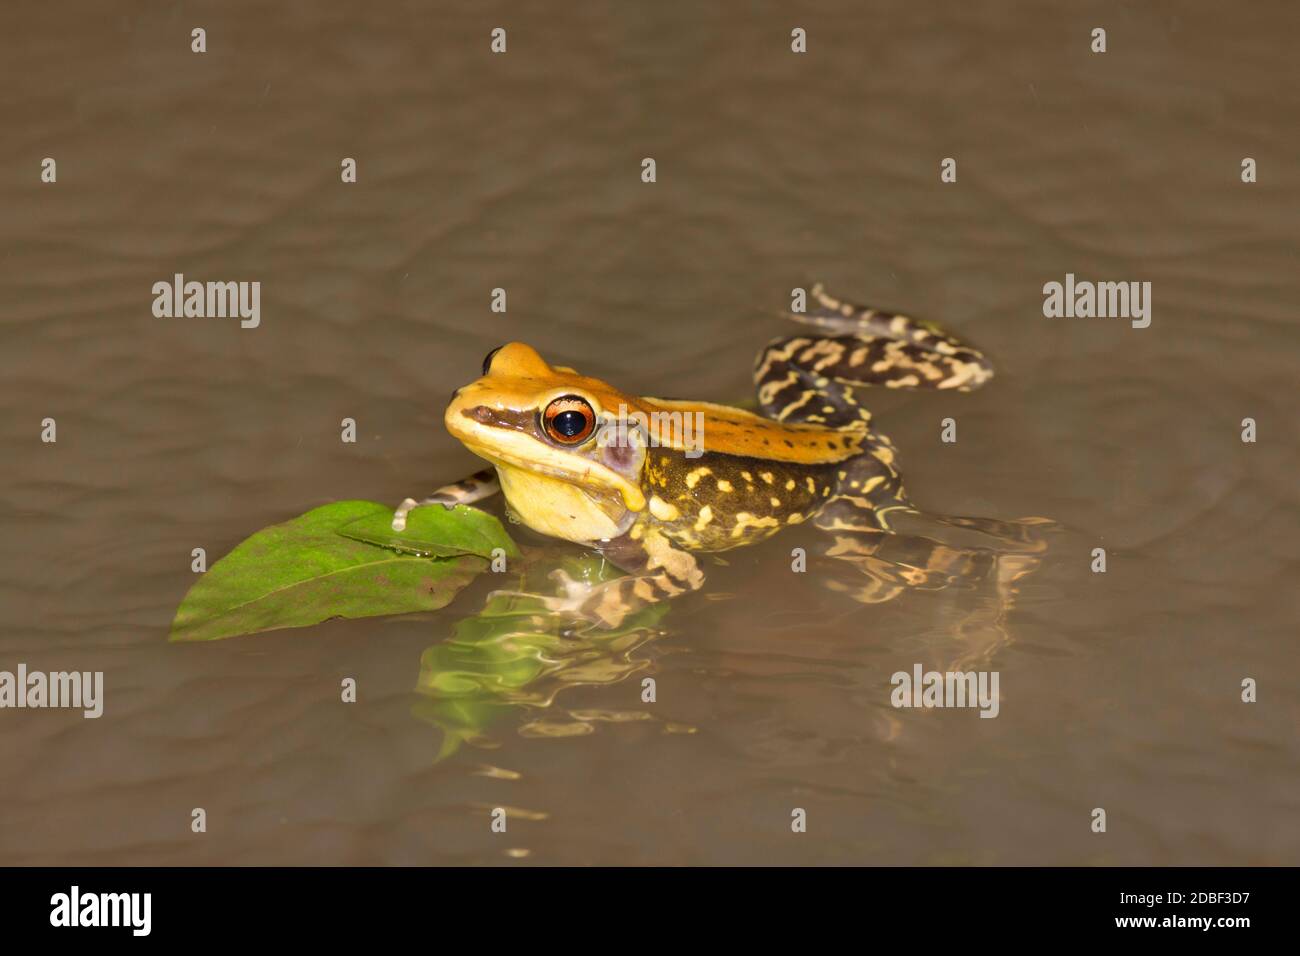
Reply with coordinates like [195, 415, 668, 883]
[488, 528, 705, 630]
[816, 515, 1050, 672]
[819, 510, 1050, 657]
[545, 541, 705, 629]
[823, 530, 998, 604]
[549, 569, 653, 629]
[921, 513, 1056, 550]
[391, 468, 499, 531]
[484, 565, 686, 631]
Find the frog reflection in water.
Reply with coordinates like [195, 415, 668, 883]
[395, 285, 1045, 629]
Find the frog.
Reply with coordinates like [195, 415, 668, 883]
[393, 284, 996, 626]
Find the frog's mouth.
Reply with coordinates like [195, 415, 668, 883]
[447, 403, 647, 513]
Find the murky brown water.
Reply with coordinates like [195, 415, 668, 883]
[2, 2, 1297, 865]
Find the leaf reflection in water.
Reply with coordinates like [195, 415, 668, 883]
[412, 553, 670, 761]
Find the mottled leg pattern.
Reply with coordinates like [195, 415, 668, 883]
[755, 342, 877, 427]
[800, 283, 993, 390]
[811, 431, 912, 533]
[391, 468, 500, 531]
[754, 283, 994, 427]
[818, 486, 1051, 603]
[539, 526, 705, 629]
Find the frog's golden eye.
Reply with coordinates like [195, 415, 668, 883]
[542, 395, 596, 445]
[482, 346, 504, 376]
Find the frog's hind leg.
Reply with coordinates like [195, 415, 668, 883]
[754, 283, 993, 427]
[488, 525, 704, 630]
[818, 510, 1051, 670]
[799, 283, 994, 392]
[550, 526, 705, 629]
[813, 431, 913, 534]
[810, 446, 1048, 611]
[807, 444, 918, 602]
[391, 468, 499, 531]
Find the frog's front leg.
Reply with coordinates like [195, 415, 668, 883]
[523, 526, 704, 629]
[391, 468, 499, 531]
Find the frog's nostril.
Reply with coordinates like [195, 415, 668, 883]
[447, 387, 461, 407]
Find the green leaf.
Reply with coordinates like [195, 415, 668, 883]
[337, 503, 521, 559]
[169, 501, 490, 642]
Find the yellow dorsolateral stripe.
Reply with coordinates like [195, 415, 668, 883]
[642, 397, 864, 465]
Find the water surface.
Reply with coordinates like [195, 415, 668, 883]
[1, 1, 1297, 864]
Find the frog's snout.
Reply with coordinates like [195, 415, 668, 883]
[447, 387, 461, 407]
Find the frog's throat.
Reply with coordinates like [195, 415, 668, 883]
[493, 462, 639, 544]
[456, 434, 647, 513]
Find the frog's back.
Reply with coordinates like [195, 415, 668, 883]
[641, 284, 994, 551]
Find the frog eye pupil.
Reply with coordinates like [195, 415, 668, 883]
[553, 410, 587, 437]
[543, 396, 596, 444]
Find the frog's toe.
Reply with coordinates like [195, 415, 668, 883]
[547, 568, 589, 600]
[391, 497, 421, 531]
[484, 585, 572, 613]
